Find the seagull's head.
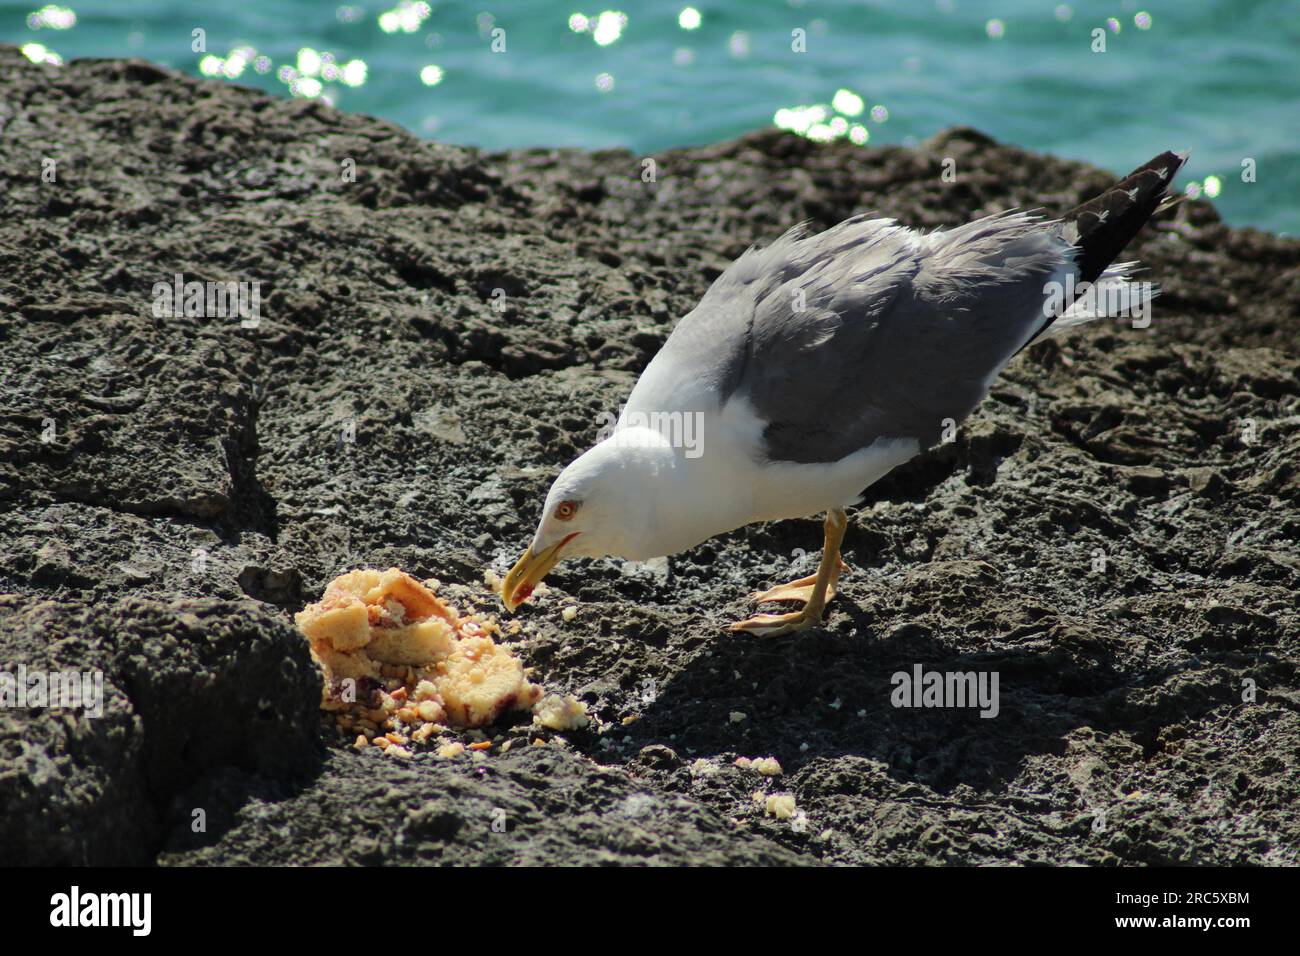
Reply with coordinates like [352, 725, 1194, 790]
[500, 429, 673, 613]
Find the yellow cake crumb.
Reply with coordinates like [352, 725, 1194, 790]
[764, 794, 798, 819]
[533, 694, 589, 731]
[735, 756, 783, 776]
[437, 742, 466, 759]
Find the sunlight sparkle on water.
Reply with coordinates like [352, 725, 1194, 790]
[593, 11, 628, 46]
[341, 59, 368, 87]
[22, 41, 63, 65]
[26, 5, 75, 30]
[832, 88, 864, 117]
[297, 48, 323, 77]
[378, 1, 430, 35]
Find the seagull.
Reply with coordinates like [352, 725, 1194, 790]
[501, 150, 1186, 636]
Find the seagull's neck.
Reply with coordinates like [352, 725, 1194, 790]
[600, 425, 760, 561]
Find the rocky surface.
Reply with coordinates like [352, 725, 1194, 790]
[1, 46, 1297, 866]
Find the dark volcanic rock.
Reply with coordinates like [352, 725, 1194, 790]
[1, 46, 1297, 866]
[0, 595, 321, 864]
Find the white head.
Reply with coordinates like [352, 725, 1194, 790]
[500, 428, 678, 612]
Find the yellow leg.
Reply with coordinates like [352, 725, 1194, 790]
[729, 508, 848, 637]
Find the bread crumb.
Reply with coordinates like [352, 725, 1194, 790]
[729, 711, 747, 724]
[437, 742, 465, 759]
[411, 722, 436, 744]
[561, 605, 578, 623]
[533, 694, 589, 731]
[764, 794, 797, 819]
[735, 756, 782, 776]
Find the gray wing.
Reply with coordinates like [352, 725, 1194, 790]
[646, 212, 1073, 464]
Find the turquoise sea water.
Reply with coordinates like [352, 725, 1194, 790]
[5, 0, 1296, 233]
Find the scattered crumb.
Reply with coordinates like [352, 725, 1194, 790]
[621, 714, 640, 726]
[411, 722, 436, 744]
[533, 694, 589, 731]
[764, 794, 798, 820]
[561, 605, 578, 623]
[469, 740, 492, 751]
[689, 758, 718, 778]
[729, 711, 747, 724]
[735, 756, 783, 776]
[437, 742, 465, 759]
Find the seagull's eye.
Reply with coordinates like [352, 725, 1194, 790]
[554, 500, 579, 521]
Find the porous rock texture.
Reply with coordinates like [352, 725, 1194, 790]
[1, 47, 1297, 865]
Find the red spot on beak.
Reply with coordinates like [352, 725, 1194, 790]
[515, 582, 535, 604]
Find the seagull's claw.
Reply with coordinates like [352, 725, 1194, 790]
[728, 608, 824, 638]
[732, 509, 848, 638]
[749, 571, 839, 605]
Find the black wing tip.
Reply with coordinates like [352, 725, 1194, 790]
[1064, 148, 1187, 286]
[1123, 149, 1189, 184]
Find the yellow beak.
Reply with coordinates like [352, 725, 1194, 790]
[501, 539, 568, 613]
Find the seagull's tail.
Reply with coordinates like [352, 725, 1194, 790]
[1018, 150, 1187, 352]
[1062, 149, 1188, 287]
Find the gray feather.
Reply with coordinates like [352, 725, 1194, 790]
[652, 212, 1072, 464]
